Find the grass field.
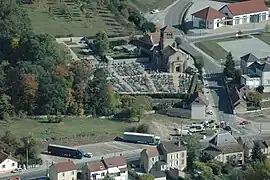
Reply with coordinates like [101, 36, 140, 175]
[253, 33, 270, 46]
[24, 0, 133, 37]
[129, 0, 175, 12]
[0, 117, 133, 145]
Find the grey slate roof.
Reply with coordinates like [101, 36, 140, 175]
[248, 61, 261, 72]
[219, 143, 243, 154]
[257, 62, 270, 72]
[209, 132, 238, 146]
[150, 170, 166, 178]
[160, 141, 186, 154]
[203, 146, 222, 157]
[241, 53, 259, 63]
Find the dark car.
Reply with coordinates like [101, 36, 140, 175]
[224, 126, 232, 131]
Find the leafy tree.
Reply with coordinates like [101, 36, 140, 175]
[223, 52, 236, 78]
[193, 161, 214, 180]
[0, 131, 18, 153]
[252, 141, 266, 162]
[136, 124, 149, 133]
[256, 85, 264, 94]
[141, 22, 156, 33]
[0, 94, 14, 120]
[120, 95, 135, 109]
[84, 68, 115, 116]
[186, 135, 201, 171]
[247, 92, 263, 107]
[130, 96, 152, 122]
[93, 30, 109, 55]
[139, 174, 154, 180]
[0, 0, 32, 39]
[194, 56, 204, 79]
[175, 37, 182, 48]
[206, 160, 222, 175]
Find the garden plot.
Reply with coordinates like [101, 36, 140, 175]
[218, 37, 270, 60]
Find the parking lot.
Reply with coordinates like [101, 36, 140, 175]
[41, 141, 150, 163]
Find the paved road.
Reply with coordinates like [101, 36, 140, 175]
[164, 0, 191, 26]
[0, 150, 141, 180]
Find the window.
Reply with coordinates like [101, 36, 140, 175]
[181, 160, 184, 165]
[242, 16, 247, 23]
[152, 157, 155, 161]
[170, 162, 172, 166]
[226, 156, 229, 161]
[262, 13, 267, 21]
[72, 171, 75, 175]
[101, 172, 105, 176]
[176, 161, 178, 165]
[12, 163, 15, 167]
[176, 153, 179, 158]
[177, 57, 180, 61]
[62, 173, 65, 177]
[2, 165, 5, 169]
[72, 178, 74, 180]
[235, 17, 240, 24]
[182, 152, 185, 158]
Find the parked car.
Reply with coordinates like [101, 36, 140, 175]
[11, 168, 22, 173]
[240, 120, 250, 125]
[150, 9, 159, 14]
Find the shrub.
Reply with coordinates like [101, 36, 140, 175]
[136, 124, 149, 133]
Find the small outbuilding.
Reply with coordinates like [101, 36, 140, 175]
[192, 6, 226, 29]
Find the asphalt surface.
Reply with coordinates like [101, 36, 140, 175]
[164, 0, 191, 26]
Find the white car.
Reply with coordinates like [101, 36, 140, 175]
[84, 152, 93, 158]
[11, 168, 22, 173]
[150, 9, 159, 14]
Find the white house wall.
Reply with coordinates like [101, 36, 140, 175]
[262, 72, 270, 88]
[193, 16, 225, 29]
[0, 158, 18, 173]
[219, 6, 269, 25]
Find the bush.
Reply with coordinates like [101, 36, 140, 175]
[136, 124, 149, 133]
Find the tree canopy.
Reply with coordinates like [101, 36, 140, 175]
[223, 52, 236, 78]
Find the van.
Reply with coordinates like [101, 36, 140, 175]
[175, 129, 192, 136]
[189, 124, 205, 133]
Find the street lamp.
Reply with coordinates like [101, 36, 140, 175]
[26, 138, 30, 169]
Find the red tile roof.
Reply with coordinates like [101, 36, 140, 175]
[87, 162, 106, 172]
[144, 147, 160, 157]
[220, 0, 268, 16]
[103, 156, 126, 168]
[9, 176, 20, 180]
[192, 6, 225, 20]
[52, 160, 76, 173]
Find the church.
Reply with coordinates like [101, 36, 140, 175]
[133, 25, 194, 73]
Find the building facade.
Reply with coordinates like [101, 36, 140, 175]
[0, 152, 18, 173]
[219, 0, 269, 26]
[82, 156, 128, 180]
[49, 160, 77, 180]
[140, 141, 187, 174]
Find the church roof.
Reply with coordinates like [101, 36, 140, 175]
[192, 6, 225, 20]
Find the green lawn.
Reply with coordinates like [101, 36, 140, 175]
[24, 1, 133, 37]
[253, 33, 270, 46]
[0, 117, 133, 145]
[129, 0, 175, 12]
[195, 40, 228, 61]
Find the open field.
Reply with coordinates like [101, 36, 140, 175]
[194, 40, 228, 61]
[129, 0, 175, 12]
[0, 114, 192, 146]
[24, 0, 133, 37]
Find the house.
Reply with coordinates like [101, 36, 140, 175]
[192, 6, 226, 29]
[9, 176, 21, 180]
[237, 135, 270, 158]
[82, 156, 128, 180]
[49, 160, 77, 180]
[133, 25, 194, 73]
[229, 85, 248, 114]
[185, 91, 207, 120]
[140, 141, 187, 176]
[202, 132, 244, 164]
[240, 53, 270, 92]
[219, 0, 269, 26]
[0, 152, 18, 173]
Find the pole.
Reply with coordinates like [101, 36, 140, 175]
[180, 121, 183, 139]
[26, 138, 29, 169]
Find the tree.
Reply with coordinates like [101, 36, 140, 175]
[0, 131, 18, 153]
[194, 56, 204, 79]
[193, 161, 214, 180]
[136, 124, 149, 133]
[252, 141, 266, 162]
[256, 85, 264, 94]
[0, 94, 14, 120]
[186, 135, 201, 171]
[141, 22, 156, 33]
[120, 95, 135, 109]
[175, 37, 182, 48]
[93, 30, 109, 55]
[139, 174, 154, 180]
[223, 52, 236, 78]
[206, 160, 222, 176]
[247, 92, 263, 107]
[265, 23, 270, 33]
[130, 96, 152, 122]
[0, 0, 32, 39]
